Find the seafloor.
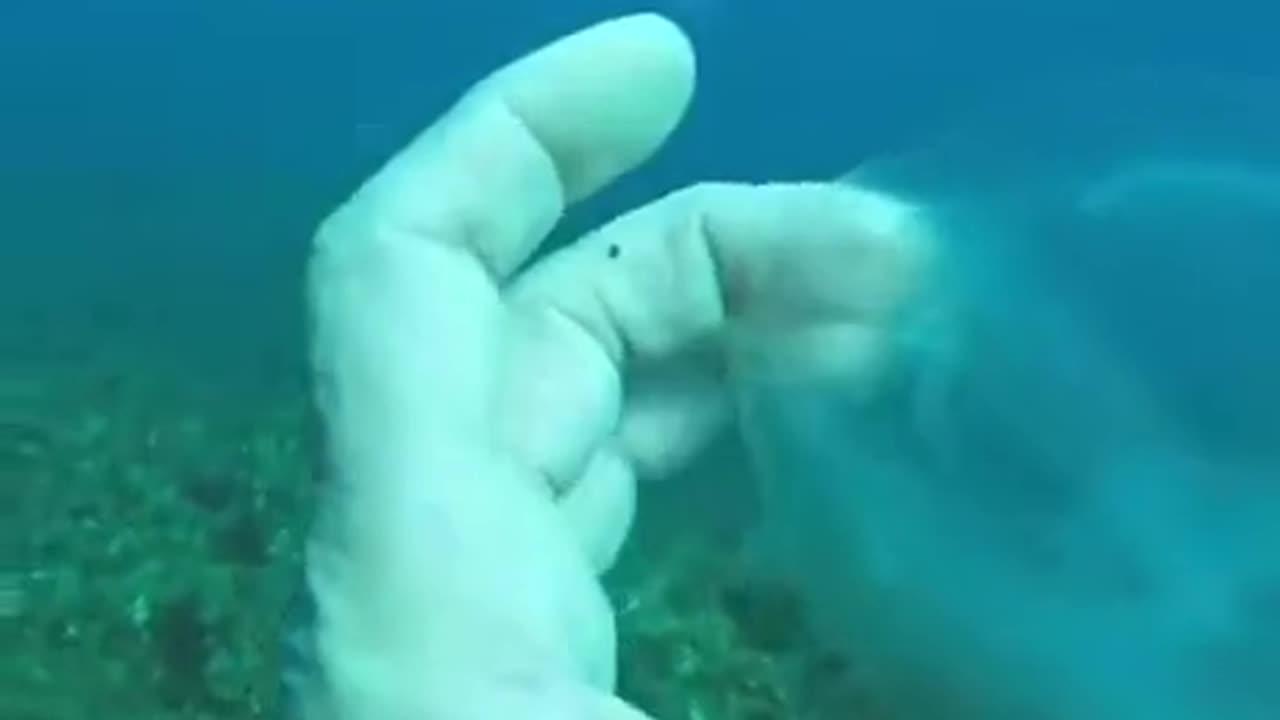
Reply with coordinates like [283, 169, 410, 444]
[2, 327, 928, 720]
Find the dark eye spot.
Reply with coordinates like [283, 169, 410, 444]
[607, 244, 620, 259]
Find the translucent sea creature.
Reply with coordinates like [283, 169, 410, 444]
[740, 71, 1280, 720]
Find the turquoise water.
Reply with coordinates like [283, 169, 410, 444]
[4, 2, 1279, 719]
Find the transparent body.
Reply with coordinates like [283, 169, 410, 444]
[740, 73, 1280, 720]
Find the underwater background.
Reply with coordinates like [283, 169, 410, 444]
[3, 1, 1279, 719]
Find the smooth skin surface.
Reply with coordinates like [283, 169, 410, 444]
[299, 13, 928, 720]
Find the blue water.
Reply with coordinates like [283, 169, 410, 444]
[5, 2, 1280, 719]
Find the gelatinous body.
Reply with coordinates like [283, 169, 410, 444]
[741, 72, 1280, 720]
